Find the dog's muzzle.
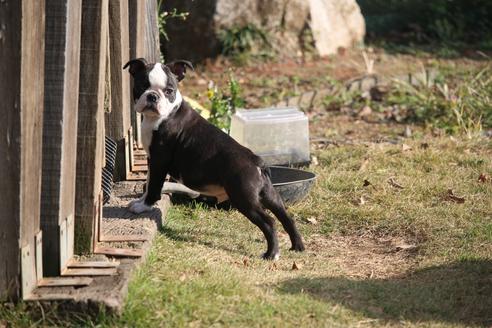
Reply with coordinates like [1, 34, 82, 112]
[146, 91, 159, 103]
[143, 91, 160, 113]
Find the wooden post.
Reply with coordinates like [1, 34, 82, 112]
[145, 0, 161, 62]
[128, 0, 145, 158]
[0, 0, 45, 300]
[41, 0, 82, 277]
[75, 0, 109, 254]
[129, 0, 161, 151]
[106, 0, 131, 181]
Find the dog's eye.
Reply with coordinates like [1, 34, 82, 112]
[164, 88, 174, 95]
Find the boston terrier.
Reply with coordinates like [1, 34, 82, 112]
[123, 58, 305, 260]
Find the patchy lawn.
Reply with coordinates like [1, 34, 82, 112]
[2, 48, 491, 327]
[2, 136, 490, 327]
[117, 137, 492, 328]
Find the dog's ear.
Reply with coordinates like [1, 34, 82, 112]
[123, 58, 148, 77]
[166, 60, 194, 82]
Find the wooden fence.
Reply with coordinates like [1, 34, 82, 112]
[0, 0, 159, 301]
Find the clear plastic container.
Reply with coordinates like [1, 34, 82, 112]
[230, 107, 310, 165]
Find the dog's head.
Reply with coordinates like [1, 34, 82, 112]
[123, 58, 193, 118]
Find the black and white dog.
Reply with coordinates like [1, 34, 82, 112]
[123, 58, 305, 260]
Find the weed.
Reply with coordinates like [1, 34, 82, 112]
[157, 1, 188, 61]
[207, 73, 245, 131]
[322, 64, 492, 135]
[218, 24, 272, 64]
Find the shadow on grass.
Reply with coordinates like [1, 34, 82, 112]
[278, 259, 492, 326]
[159, 220, 252, 257]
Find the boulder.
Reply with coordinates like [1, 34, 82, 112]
[162, 0, 365, 62]
[309, 0, 366, 56]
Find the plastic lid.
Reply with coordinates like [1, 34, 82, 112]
[234, 107, 305, 122]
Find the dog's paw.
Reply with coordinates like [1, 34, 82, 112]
[128, 200, 153, 214]
[290, 237, 305, 252]
[261, 251, 280, 261]
[290, 242, 305, 252]
[127, 197, 144, 208]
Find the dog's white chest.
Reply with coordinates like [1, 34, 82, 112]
[141, 116, 164, 156]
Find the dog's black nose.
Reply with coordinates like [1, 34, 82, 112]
[147, 93, 158, 103]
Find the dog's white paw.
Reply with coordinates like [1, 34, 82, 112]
[127, 198, 142, 208]
[261, 251, 280, 261]
[128, 200, 153, 214]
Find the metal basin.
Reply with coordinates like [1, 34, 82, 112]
[168, 166, 315, 206]
[270, 166, 316, 204]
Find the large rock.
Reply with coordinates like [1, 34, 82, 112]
[162, 0, 365, 62]
[309, 0, 366, 56]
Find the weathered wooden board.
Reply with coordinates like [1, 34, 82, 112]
[94, 247, 144, 258]
[75, 0, 109, 254]
[0, 0, 46, 300]
[99, 235, 150, 242]
[67, 260, 120, 268]
[145, 0, 161, 62]
[62, 268, 117, 276]
[106, 0, 131, 181]
[38, 277, 93, 287]
[41, 0, 82, 277]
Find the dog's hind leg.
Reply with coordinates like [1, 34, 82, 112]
[225, 176, 280, 260]
[260, 181, 305, 252]
[236, 205, 280, 260]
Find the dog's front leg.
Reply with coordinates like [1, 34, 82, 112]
[128, 155, 168, 214]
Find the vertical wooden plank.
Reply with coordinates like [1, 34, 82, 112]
[128, 0, 160, 150]
[128, 0, 146, 150]
[0, 0, 46, 300]
[75, 0, 109, 254]
[0, 0, 22, 301]
[41, 0, 82, 277]
[106, 0, 131, 181]
[145, 0, 161, 62]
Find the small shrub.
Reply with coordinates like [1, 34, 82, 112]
[207, 73, 245, 132]
[218, 24, 272, 63]
[323, 66, 492, 135]
[157, 1, 188, 61]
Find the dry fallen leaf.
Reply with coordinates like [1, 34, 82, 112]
[243, 258, 249, 267]
[478, 173, 489, 183]
[179, 273, 187, 282]
[444, 189, 465, 204]
[395, 243, 417, 251]
[403, 125, 412, 138]
[402, 143, 412, 151]
[311, 156, 319, 166]
[292, 261, 301, 270]
[358, 105, 372, 118]
[359, 158, 369, 171]
[388, 177, 404, 189]
[306, 217, 318, 225]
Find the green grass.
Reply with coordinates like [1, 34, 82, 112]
[1, 137, 491, 327]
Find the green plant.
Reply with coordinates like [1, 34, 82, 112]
[157, 1, 188, 61]
[387, 66, 492, 135]
[218, 24, 272, 62]
[322, 65, 491, 135]
[157, 1, 188, 41]
[207, 73, 245, 131]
